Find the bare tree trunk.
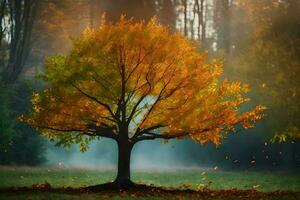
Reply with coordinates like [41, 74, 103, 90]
[200, 0, 206, 44]
[0, 0, 6, 47]
[191, 3, 195, 39]
[158, 0, 176, 32]
[183, 0, 188, 36]
[0, 0, 6, 70]
[104, 0, 157, 23]
[115, 138, 133, 187]
[195, 0, 206, 45]
[223, 0, 230, 54]
[214, 0, 231, 54]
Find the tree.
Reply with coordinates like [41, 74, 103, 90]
[157, 0, 176, 32]
[0, 0, 56, 165]
[0, 0, 38, 84]
[214, 0, 231, 54]
[102, 0, 156, 22]
[0, 82, 46, 165]
[231, 0, 300, 142]
[21, 17, 265, 188]
[196, 0, 206, 44]
[175, 0, 211, 48]
[0, 86, 15, 157]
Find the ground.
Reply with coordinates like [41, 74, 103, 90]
[0, 167, 299, 199]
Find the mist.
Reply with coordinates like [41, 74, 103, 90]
[1, 0, 299, 172]
[45, 122, 299, 170]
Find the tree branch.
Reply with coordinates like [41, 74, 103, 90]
[126, 94, 147, 125]
[132, 127, 215, 144]
[34, 123, 117, 140]
[131, 124, 165, 141]
[132, 131, 188, 144]
[71, 83, 118, 122]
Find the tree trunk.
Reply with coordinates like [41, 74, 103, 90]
[114, 139, 133, 188]
[183, 0, 187, 36]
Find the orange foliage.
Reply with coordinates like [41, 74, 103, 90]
[20, 16, 266, 149]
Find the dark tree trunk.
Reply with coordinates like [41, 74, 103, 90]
[103, 0, 156, 23]
[214, 0, 231, 54]
[114, 139, 134, 188]
[183, 0, 188, 36]
[200, 0, 206, 45]
[158, 0, 176, 32]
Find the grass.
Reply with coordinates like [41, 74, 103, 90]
[0, 166, 299, 191]
[0, 167, 299, 200]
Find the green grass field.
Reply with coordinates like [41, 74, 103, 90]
[0, 167, 299, 199]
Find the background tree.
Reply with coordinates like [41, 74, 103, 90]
[0, 0, 38, 84]
[101, 0, 156, 22]
[0, 0, 49, 165]
[21, 17, 265, 188]
[0, 82, 46, 165]
[214, 0, 231, 54]
[230, 0, 300, 141]
[0, 86, 15, 158]
[157, 0, 177, 31]
[223, 0, 300, 167]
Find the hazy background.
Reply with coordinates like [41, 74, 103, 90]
[0, 0, 299, 170]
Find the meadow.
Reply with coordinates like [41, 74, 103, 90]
[0, 167, 299, 199]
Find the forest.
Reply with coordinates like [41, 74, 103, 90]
[0, 0, 299, 199]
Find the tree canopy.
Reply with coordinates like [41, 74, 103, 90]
[21, 17, 266, 151]
[232, 0, 300, 142]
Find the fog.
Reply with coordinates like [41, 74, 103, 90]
[46, 122, 299, 170]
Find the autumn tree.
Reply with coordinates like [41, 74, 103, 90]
[21, 17, 265, 188]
